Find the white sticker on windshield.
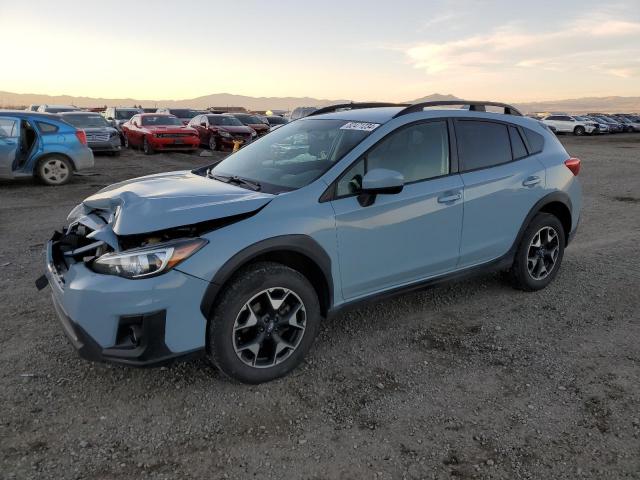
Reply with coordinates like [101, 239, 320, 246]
[340, 122, 381, 132]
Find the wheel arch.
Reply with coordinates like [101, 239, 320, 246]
[34, 152, 76, 172]
[200, 235, 333, 320]
[513, 192, 573, 251]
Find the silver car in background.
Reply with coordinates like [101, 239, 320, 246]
[103, 107, 143, 143]
[37, 105, 80, 114]
[59, 112, 122, 155]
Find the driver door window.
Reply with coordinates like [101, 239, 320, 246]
[336, 121, 450, 197]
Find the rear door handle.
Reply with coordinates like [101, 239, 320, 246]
[522, 176, 541, 187]
[437, 192, 462, 204]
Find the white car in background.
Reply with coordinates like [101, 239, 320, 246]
[542, 115, 596, 136]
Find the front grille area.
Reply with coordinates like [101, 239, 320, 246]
[156, 133, 193, 138]
[87, 133, 110, 142]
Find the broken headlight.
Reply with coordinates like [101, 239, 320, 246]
[92, 238, 207, 279]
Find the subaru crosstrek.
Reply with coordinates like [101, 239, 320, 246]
[40, 101, 582, 383]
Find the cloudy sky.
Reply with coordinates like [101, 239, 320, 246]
[1, 0, 639, 101]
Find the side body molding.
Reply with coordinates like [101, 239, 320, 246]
[199, 235, 334, 319]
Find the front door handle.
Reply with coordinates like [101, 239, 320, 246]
[522, 176, 541, 187]
[437, 192, 462, 204]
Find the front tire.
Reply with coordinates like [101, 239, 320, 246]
[143, 136, 154, 155]
[574, 126, 585, 136]
[208, 135, 217, 151]
[207, 262, 321, 384]
[36, 155, 73, 186]
[123, 135, 130, 148]
[509, 213, 565, 291]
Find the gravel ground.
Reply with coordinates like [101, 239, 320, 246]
[1, 135, 639, 480]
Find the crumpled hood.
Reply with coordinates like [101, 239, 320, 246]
[75, 170, 274, 236]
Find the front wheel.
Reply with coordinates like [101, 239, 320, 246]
[207, 262, 321, 384]
[208, 135, 217, 151]
[123, 135, 129, 148]
[508, 213, 565, 291]
[143, 136, 154, 155]
[574, 126, 585, 136]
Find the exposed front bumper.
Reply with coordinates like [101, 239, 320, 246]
[218, 136, 252, 150]
[44, 238, 209, 367]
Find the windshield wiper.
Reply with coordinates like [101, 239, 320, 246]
[208, 171, 262, 191]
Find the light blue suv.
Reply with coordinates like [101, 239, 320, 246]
[41, 101, 581, 383]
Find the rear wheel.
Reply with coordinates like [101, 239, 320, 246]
[36, 155, 73, 185]
[574, 126, 585, 136]
[123, 135, 129, 148]
[143, 136, 154, 155]
[509, 213, 565, 291]
[207, 262, 321, 384]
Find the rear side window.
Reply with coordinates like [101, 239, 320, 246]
[456, 120, 511, 171]
[523, 128, 544, 154]
[509, 126, 528, 159]
[36, 121, 59, 133]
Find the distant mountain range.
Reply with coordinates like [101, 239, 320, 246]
[1, 90, 638, 113]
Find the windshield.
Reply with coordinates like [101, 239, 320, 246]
[142, 115, 183, 126]
[208, 115, 243, 126]
[233, 114, 264, 125]
[268, 116, 288, 125]
[115, 110, 140, 120]
[210, 118, 377, 192]
[63, 115, 109, 128]
[170, 109, 198, 118]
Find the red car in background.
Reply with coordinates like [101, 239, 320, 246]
[226, 113, 270, 137]
[188, 113, 257, 151]
[122, 114, 199, 154]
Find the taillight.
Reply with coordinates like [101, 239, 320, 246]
[565, 157, 581, 176]
[75, 129, 87, 145]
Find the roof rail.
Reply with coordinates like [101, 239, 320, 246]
[393, 100, 523, 118]
[308, 102, 410, 117]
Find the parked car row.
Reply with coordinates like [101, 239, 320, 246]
[540, 113, 640, 136]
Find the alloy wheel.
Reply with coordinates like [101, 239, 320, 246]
[209, 136, 217, 150]
[41, 158, 70, 184]
[527, 226, 560, 280]
[232, 288, 307, 368]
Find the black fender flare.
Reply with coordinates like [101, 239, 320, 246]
[199, 234, 334, 318]
[509, 191, 573, 257]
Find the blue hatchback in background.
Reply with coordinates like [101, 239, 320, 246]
[0, 111, 94, 185]
[42, 101, 582, 384]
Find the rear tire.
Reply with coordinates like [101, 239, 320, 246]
[207, 262, 321, 384]
[509, 213, 565, 291]
[123, 135, 129, 148]
[36, 155, 73, 186]
[574, 126, 585, 136]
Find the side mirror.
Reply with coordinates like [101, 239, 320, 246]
[200, 122, 207, 127]
[107, 117, 113, 121]
[358, 168, 404, 207]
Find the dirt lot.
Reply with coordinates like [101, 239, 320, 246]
[1, 135, 639, 480]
